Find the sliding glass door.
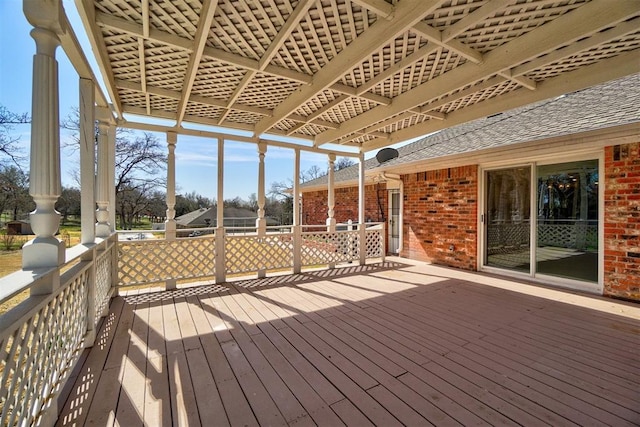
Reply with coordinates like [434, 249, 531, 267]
[485, 167, 531, 272]
[536, 160, 599, 282]
[484, 159, 599, 284]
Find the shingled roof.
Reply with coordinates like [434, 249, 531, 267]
[302, 73, 640, 189]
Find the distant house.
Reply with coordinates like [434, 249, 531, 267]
[175, 207, 278, 228]
[6, 220, 33, 235]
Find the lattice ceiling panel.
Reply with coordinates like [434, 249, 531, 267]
[376, 113, 429, 134]
[190, 58, 247, 100]
[223, 110, 264, 125]
[235, 72, 302, 109]
[457, 1, 587, 53]
[341, 32, 426, 89]
[293, 123, 330, 137]
[272, 0, 377, 74]
[371, 49, 465, 99]
[208, 0, 293, 59]
[149, 93, 179, 113]
[119, 89, 147, 108]
[184, 101, 223, 120]
[82, 0, 640, 150]
[273, 118, 299, 133]
[293, 89, 341, 117]
[318, 97, 378, 124]
[150, 0, 201, 39]
[144, 43, 190, 91]
[437, 79, 521, 114]
[525, 31, 640, 81]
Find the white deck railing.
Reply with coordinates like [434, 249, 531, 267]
[0, 224, 384, 425]
[0, 235, 117, 426]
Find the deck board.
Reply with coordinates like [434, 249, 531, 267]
[58, 258, 640, 426]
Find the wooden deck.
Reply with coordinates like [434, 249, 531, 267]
[57, 258, 640, 426]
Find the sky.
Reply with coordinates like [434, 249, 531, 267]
[0, 0, 364, 200]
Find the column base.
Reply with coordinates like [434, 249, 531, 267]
[256, 218, 266, 235]
[326, 217, 336, 232]
[96, 223, 111, 238]
[165, 219, 176, 240]
[22, 237, 65, 269]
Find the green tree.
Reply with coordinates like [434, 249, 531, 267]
[0, 165, 32, 221]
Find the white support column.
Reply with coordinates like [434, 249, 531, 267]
[165, 131, 177, 240]
[22, 1, 66, 271]
[293, 149, 301, 274]
[108, 125, 116, 232]
[215, 138, 226, 284]
[256, 141, 267, 278]
[95, 122, 110, 237]
[326, 153, 336, 232]
[79, 78, 96, 245]
[358, 150, 366, 266]
[256, 141, 267, 235]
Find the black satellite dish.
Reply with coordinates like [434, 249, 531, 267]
[376, 147, 399, 164]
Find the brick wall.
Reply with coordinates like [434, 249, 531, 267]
[401, 166, 478, 270]
[302, 183, 387, 225]
[604, 142, 640, 300]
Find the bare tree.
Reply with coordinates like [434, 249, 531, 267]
[0, 105, 29, 167]
[335, 157, 356, 171]
[63, 109, 167, 229]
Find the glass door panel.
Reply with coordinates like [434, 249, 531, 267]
[485, 167, 531, 272]
[389, 190, 400, 253]
[536, 160, 598, 282]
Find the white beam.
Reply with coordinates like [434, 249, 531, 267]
[350, 0, 395, 20]
[253, 0, 445, 137]
[316, 0, 639, 146]
[175, 0, 218, 125]
[412, 21, 484, 64]
[75, 0, 123, 117]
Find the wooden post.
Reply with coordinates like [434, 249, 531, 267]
[256, 141, 267, 278]
[95, 122, 110, 237]
[293, 149, 301, 274]
[165, 131, 177, 240]
[358, 151, 366, 266]
[79, 78, 96, 245]
[215, 139, 226, 284]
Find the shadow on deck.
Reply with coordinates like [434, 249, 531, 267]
[57, 258, 640, 426]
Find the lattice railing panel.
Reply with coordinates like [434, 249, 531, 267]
[487, 223, 530, 255]
[94, 243, 115, 326]
[226, 234, 294, 275]
[538, 223, 598, 250]
[118, 236, 216, 286]
[301, 230, 360, 266]
[365, 229, 384, 258]
[0, 266, 89, 426]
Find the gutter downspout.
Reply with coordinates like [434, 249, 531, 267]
[381, 172, 403, 254]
